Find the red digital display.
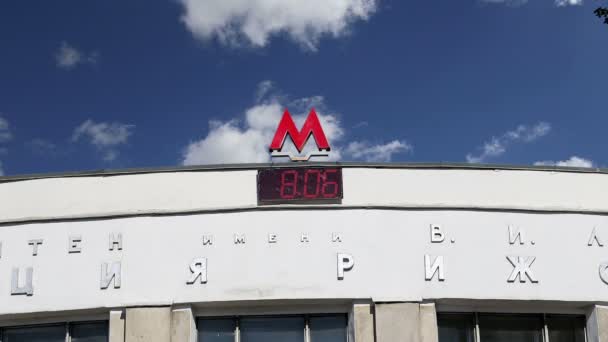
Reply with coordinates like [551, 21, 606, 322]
[257, 167, 343, 204]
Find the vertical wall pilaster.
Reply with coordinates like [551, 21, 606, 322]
[349, 302, 375, 342]
[374, 303, 420, 342]
[419, 303, 438, 342]
[587, 305, 608, 342]
[125, 307, 171, 342]
[170, 305, 197, 342]
[109, 309, 125, 342]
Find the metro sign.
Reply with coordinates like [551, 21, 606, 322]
[269, 108, 331, 161]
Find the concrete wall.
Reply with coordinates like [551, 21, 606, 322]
[170, 306, 196, 342]
[1, 165, 607, 337]
[3, 301, 604, 342]
[419, 304, 439, 342]
[375, 303, 420, 342]
[109, 302, 606, 342]
[109, 302, 437, 342]
[125, 307, 171, 342]
[2, 167, 608, 224]
[349, 302, 375, 342]
[110, 309, 125, 342]
[373, 302, 438, 342]
[109, 306, 190, 342]
[587, 305, 608, 342]
[2, 209, 608, 315]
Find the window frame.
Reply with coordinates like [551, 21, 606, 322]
[437, 312, 587, 342]
[196, 313, 348, 342]
[0, 320, 109, 342]
[544, 314, 587, 342]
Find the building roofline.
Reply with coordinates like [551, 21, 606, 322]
[0, 162, 606, 183]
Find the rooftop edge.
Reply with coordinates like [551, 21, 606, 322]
[0, 162, 605, 183]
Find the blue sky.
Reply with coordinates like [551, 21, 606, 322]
[0, 0, 605, 176]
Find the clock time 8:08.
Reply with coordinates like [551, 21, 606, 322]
[279, 169, 340, 199]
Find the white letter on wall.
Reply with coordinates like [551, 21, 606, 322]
[100, 262, 122, 289]
[68, 235, 82, 253]
[337, 253, 354, 280]
[589, 228, 604, 247]
[234, 234, 246, 244]
[28, 239, 43, 256]
[430, 225, 445, 243]
[508, 226, 525, 245]
[268, 234, 278, 243]
[203, 235, 213, 246]
[187, 258, 208, 284]
[507, 256, 538, 283]
[425, 255, 445, 281]
[109, 233, 123, 251]
[11, 267, 34, 296]
[600, 263, 608, 284]
[332, 233, 342, 243]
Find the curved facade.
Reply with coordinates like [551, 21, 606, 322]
[1, 163, 608, 342]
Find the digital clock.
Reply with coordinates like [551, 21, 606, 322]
[257, 167, 343, 204]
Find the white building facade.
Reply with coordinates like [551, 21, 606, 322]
[1, 163, 607, 342]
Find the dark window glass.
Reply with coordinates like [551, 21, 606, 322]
[547, 315, 586, 342]
[438, 313, 475, 342]
[310, 315, 347, 342]
[240, 317, 305, 342]
[479, 315, 543, 342]
[2, 325, 65, 342]
[197, 319, 235, 342]
[71, 322, 108, 342]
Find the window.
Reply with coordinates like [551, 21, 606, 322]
[309, 316, 348, 342]
[479, 315, 543, 342]
[70, 322, 110, 342]
[438, 313, 475, 342]
[546, 316, 586, 342]
[198, 319, 235, 342]
[2, 325, 65, 342]
[197, 315, 347, 342]
[240, 317, 305, 342]
[438, 313, 585, 342]
[0, 321, 108, 342]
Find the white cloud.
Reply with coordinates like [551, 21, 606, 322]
[555, 0, 582, 6]
[102, 150, 119, 162]
[480, 0, 528, 6]
[0, 115, 11, 176]
[534, 156, 594, 168]
[345, 140, 412, 162]
[0, 116, 12, 143]
[353, 121, 369, 129]
[72, 119, 134, 161]
[255, 80, 274, 102]
[27, 139, 57, 155]
[466, 122, 551, 163]
[72, 120, 133, 147]
[182, 81, 411, 165]
[481, 0, 580, 6]
[178, 0, 378, 50]
[55, 41, 99, 70]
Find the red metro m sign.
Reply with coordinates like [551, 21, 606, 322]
[269, 108, 331, 161]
